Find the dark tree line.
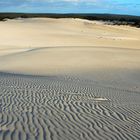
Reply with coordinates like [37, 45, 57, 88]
[0, 13, 140, 28]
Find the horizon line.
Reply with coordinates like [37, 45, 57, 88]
[0, 12, 140, 17]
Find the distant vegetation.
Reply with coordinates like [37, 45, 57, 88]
[0, 13, 140, 28]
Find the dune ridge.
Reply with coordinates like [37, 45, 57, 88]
[0, 18, 140, 50]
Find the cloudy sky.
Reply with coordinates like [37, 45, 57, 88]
[0, 0, 140, 16]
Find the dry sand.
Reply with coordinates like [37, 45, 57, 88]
[0, 18, 140, 140]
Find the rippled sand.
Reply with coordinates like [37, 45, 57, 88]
[0, 73, 140, 140]
[0, 18, 140, 140]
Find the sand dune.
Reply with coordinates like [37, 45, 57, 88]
[0, 18, 140, 50]
[0, 18, 140, 139]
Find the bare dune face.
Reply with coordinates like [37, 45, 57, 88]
[0, 18, 140, 50]
[0, 18, 140, 139]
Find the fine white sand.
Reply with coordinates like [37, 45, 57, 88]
[0, 18, 140, 140]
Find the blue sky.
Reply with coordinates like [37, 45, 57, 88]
[0, 0, 140, 16]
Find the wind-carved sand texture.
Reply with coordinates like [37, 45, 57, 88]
[0, 18, 140, 140]
[0, 73, 140, 140]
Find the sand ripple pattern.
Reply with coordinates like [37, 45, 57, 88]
[0, 72, 140, 140]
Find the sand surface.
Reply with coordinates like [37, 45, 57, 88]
[0, 18, 140, 139]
